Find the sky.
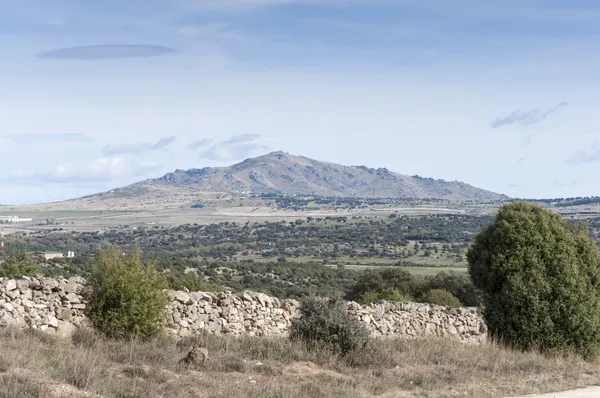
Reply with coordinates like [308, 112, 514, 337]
[2, 0, 600, 204]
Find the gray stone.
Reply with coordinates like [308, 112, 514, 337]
[66, 293, 81, 304]
[4, 279, 17, 291]
[48, 316, 59, 328]
[56, 320, 77, 339]
[170, 291, 192, 305]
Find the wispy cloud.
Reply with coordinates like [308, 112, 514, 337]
[566, 142, 600, 165]
[508, 183, 523, 189]
[10, 158, 161, 184]
[38, 45, 177, 60]
[0, 133, 92, 143]
[189, 138, 213, 150]
[517, 157, 527, 163]
[103, 136, 176, 156]
[192, 134, 268, 161]
[522, 132, 536, 145]
[491, 102, 569, 128]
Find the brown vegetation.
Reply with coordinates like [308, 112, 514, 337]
[0, 327, 598, 398]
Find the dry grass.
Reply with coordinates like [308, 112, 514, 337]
[0, 328, 599, 398]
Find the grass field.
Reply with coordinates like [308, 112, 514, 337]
[342, 265, 468, 276]
[1, 328, 598, 398]
[0, 210, 141, 220]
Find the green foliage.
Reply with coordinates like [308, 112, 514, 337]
[0, 252, 40, 278]
[422, 289, 461, 308]
[88, 247, 167, 340]
[346, 268, 418, 303]
[290, 296, 370, 355]
[360, 288, 411, 304]
[468, 202, 600, 360]
[421, 271, 482, 307]
[163, 269, 220, 292]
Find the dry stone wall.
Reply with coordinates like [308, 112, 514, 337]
[0, 277, 487, 343]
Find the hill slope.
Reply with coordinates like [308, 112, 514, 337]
[130, 151, 506, 201]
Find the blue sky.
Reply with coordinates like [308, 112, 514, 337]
[2, 0, 600, 204]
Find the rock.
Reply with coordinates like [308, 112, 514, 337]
[179, 346, 209, 368]
[48, 316, 59, 328]
[56, 320, 77, 339]
[6, 290, 20, 300]
[170, 291, 192, 305]
[21, 298, 35, 308]
[4, 280, 17, 292]
[57, 308, 72, 321]
[0, 312, 12, 327]
[65, 293, 81, 304]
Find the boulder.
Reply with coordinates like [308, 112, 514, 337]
[4, 279, 16, 292]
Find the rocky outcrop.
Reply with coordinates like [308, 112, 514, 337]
[0, 277, 487, 343]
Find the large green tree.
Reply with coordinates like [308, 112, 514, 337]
[467, 202, 600, 360]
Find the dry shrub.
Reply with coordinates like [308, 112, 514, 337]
[0, 373, 50, 398]
[71, 328, 103, 349]
[290, 296, 370, 356]
[52, 348, 107, 390]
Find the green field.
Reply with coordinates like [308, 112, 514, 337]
[343, 265, 468, 276]
[0, 210, 140, 219]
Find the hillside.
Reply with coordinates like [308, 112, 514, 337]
[131, 151, 506, 201]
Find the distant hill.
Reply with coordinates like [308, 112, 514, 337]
[123, 151, 507, 201]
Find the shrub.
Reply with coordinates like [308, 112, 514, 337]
[0, 252, 40, 278]
[468, 202, 600, 360]
[290, 296, 370, 355]
[422, 289, 461, 308]
[346, 268, 419, 303]
[360, 288, 412, 304]
[421, 271, 483, 307]
[88, 247, 167, 340]
[163, 270, 220, 292]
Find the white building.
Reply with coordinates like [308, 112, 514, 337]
[0, 216, 33, 223]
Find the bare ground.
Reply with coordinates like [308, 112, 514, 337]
[1, 328, 599, 398]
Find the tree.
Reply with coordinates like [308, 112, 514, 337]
[346, 268, 418, 303]
[88, 247, 167, 340]
[0, 252, 40, 278]
[467, 202, 600, 360]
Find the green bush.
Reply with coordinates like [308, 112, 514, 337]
[0, 252, 40, 278]
[163, 269, 220, 292]
[88, 247, 167, 340]
[421, 271, 482, 307]
[346, 268, 419, 303]
[360, 288, 412, 304]
[290, 296, 370, 355]
[468, 202, 600, 360]
[422, 289, 461, 308]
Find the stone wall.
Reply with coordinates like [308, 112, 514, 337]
[0, 277, 487, 343]
[0, 276, 87, 337]
[165, 290, 487, 343]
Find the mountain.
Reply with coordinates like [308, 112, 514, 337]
[129, 151, 506, 201]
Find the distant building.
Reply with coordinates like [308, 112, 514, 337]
[31, 252, 64, 260]
[0, 216, 33, 223]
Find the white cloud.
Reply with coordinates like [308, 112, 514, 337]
[10, 157, 161, 183]
[103, 136, 176, 156]
[193, 134, 269, 161]
[491, 102, 569, 128]
[566, 142, 600, 165]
